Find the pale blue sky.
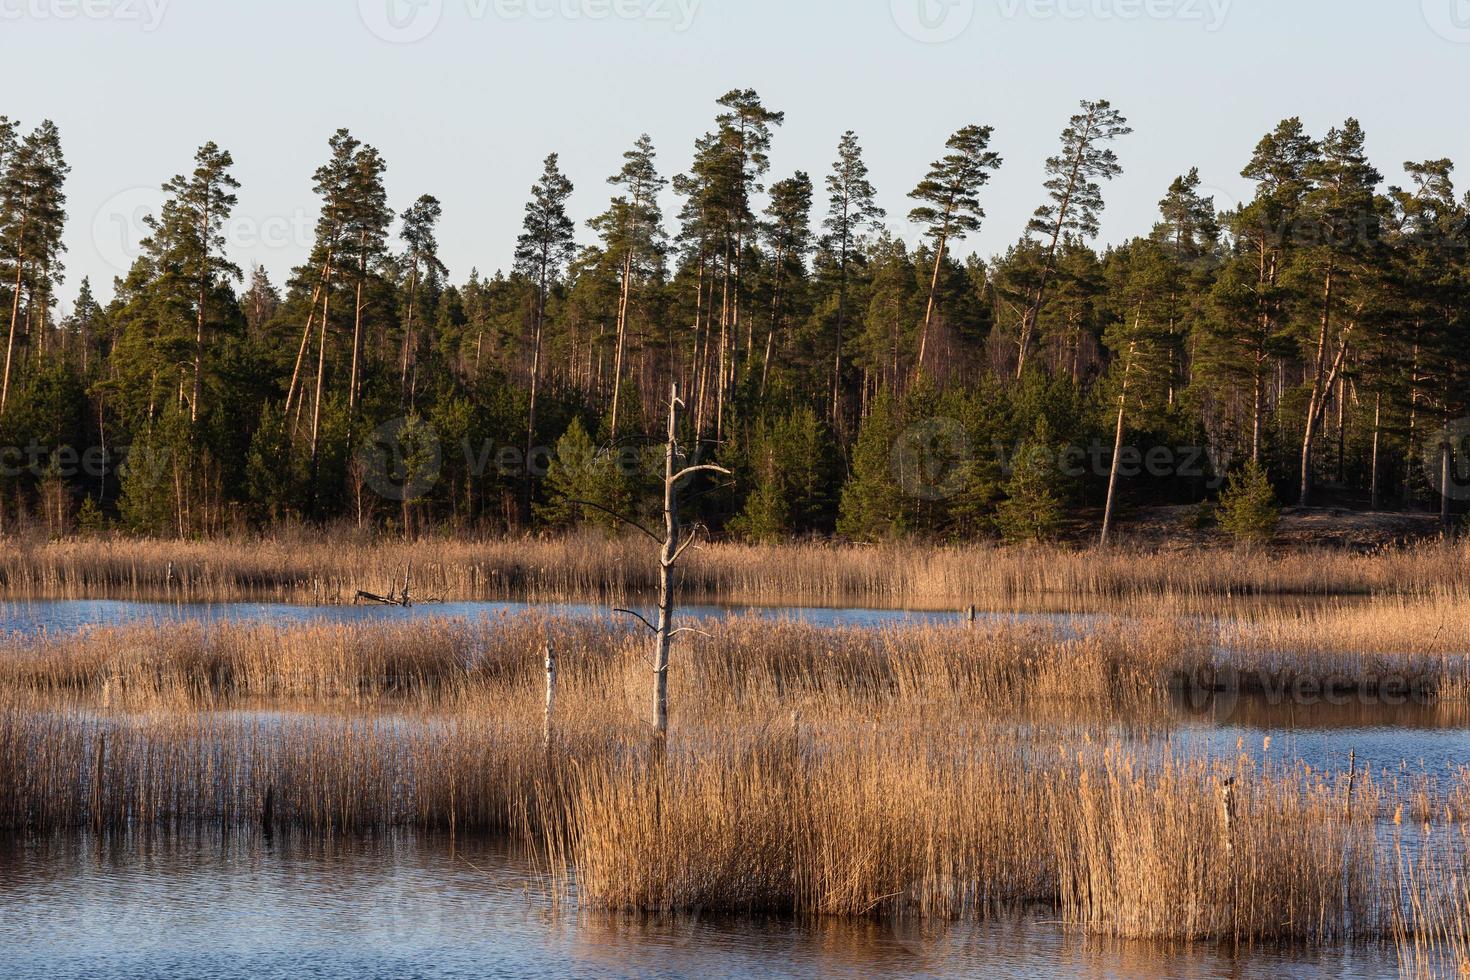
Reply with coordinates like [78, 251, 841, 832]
[7, 0, 1470, 309]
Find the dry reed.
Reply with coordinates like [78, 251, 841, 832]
[0, 609, 1466, 950]
[2, 533, 1466, 606]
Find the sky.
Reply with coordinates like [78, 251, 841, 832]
[6, 0, 1470, 311]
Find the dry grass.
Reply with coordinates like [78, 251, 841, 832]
[2, 532, 1467, 605]
[0, 609, 1466, 950]
[1396, 826, 1470, 977]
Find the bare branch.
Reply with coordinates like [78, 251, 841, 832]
[669, 627, 714, 640]
[670, 523, 709, 566]
[566, 500, 662, 544]
[670, 464, 733, 487]
[613, 608, 658, 633]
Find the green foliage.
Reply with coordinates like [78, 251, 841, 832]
[837, 392, 907, 541]
[1, 104, 1466, 544]
[245, 403, 303, 523]
[75, 495, 104, 534]
[540, 418, 648, 534]
[995, 417, 1064, 543]
[730, 406, 831, 542]
[120, 410, 192, 535]
[1216, 461, 1281, 544]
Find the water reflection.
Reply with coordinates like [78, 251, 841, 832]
[0, 831, 1399, 979]
[0, 598, 1100, 637]
[1167, 692, 1470, 775]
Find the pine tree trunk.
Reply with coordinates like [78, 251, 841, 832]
[349, 233, 367, 412]
[1100, 339, 1136, 547]
[192, 193, 211, 424]
[523, 261, 548, 527]
[1, 232, 26, 417]
[1442, 415, 1453, 533]
[1370, 392, 1382, 511]
[400, 263, 419, 405]
[609, 247, 634, 436]
[285, 263, 329, 421]
[917, 225, 948, 377]
[309, 257, 334, 465]
[1299, 266, 1336, 508]
[832, 238, 847, 427]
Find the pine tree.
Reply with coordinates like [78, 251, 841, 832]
[1, 120, 68, 417]
[515, 153, 576, 522]
[151, 142, 241, 424]
[344, 145, 391, 412]
[1292, 119, 1382, 506]
[399, 193, 447, 407]
[1199, 119, 1318, 465]
[1217, 460, 1280, 544]
[996, 416, 1064, 543]
[823, 132, 885, 424]
[759, 172, 812, 394]
[1017, 100, 1131, 378]
[241, 264, 280, 340]
[295, 130, 361, 470]
[1099, 238, 1177, 545]
[590, 134, 667, 436]
[907, 124, 1001, 375]
[837, 390, 908, 540]
[709, 90, 784, 436]
[731, 406, 830, 541]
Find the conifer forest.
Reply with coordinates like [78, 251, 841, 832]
[0, 95, 1466, 541]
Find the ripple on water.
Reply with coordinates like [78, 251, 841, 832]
[0, 831, 1401, 979]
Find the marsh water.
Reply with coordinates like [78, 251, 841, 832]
[0, 596, 1082, 635]
[0, 832, 1399, 979]
[0, 597, 1454, 978]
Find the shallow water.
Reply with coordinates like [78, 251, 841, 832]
[1160, 696, 1470, 776]
[0, 831, 1399, 979]
[0, 597, 1451, 978]
[0, 597, 1096, 637]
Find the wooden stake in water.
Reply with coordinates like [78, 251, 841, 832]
[261, 784, 275, 837]
[543, 639, 558, 750]
[91, 733, 105, 834]
[1219, 776, 1237, 861]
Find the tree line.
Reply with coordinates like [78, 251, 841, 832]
[0, 92, 1466, 541]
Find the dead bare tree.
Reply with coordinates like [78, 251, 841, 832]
[603, 382, 731, 737]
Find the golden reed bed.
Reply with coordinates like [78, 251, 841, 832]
[2, 610, 1470, 963]
[1, 533, 1467, 606]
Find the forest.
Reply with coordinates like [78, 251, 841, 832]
[0, 92, 1465, 542]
